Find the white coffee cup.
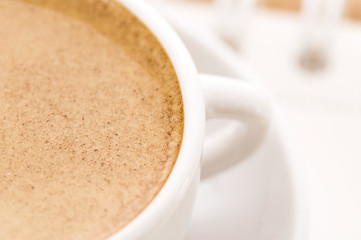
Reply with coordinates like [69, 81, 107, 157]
[108, 0, 272, 239]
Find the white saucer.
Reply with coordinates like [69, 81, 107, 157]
[163, 11, 308, 240]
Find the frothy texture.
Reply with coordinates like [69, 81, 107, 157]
[0, 0, 183, 239]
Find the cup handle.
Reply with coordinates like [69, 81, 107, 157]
[200, 74, 272, 179]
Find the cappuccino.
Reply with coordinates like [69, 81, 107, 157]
[0, 0, 183, 239]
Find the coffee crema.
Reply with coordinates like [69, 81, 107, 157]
[0, 0, 183, 239]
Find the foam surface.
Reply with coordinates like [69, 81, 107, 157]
[0, 1, 183, 239]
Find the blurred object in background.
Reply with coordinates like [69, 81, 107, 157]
[214, 0, 256, 52]
[157, 0, 359, 73]
[183, 0, 361, 22]
[183, 0, 212, 2]
[298, 0, 345, 72]
[344, 0, 361, 21]
[258, 0, 301, 12]
[258, 0, 361, 22]
[259, 0, 344, 71]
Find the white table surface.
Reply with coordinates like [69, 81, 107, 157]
[248, 9, 361, 240]
[153, 2, 361, 240]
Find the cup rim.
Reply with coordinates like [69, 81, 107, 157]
[108, 0, 205, 239]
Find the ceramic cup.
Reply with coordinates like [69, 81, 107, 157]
[109, 0, 272, 239]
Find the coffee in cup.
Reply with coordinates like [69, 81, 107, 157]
[0, 0, 183, 239]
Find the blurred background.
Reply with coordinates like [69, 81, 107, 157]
[144, 0, 361, 240]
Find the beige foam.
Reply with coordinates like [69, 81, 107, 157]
[0, 0, 183, 239]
